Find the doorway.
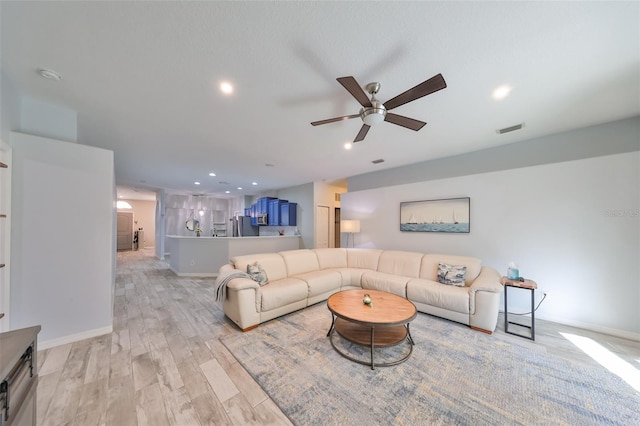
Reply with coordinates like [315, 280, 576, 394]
[117, 212, 133, 251]
[334, 207, 341, 248]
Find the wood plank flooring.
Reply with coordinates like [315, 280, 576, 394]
[36, 248, 639, 425]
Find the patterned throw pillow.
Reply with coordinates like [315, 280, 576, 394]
[247, 262, 269, 286]
[437, 262, 467, 287]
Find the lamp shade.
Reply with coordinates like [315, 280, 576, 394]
[341, 219, 360, 233]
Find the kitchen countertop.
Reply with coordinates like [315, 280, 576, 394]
[166, 235, 301, 239]
[166, 234, 301, 276]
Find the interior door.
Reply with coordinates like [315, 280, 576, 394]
[117, 212, 133, 251]
[334, 208, 341, 248]
[316, 205, 330, 248]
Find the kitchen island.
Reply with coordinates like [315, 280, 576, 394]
[166, 235, 302, 276]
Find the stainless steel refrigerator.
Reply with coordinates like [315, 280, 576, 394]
[232, 216, 259, 237]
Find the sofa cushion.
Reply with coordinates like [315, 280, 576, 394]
[437, 262, 466, 287]
[313, 248, 348, 269]
[294, 270, 343, 297]
[231, 253, 288, 282]
[247, 262, 269, 285]
[377, 250, 423, 278]
[420, 254, 481, 285]
[319, 268, 366, 289]
[279, 249, 320, 276]
[407, 278, 470, 314]
[361, 271, 409, 297]
[260, 278, 309, 311]
[346, 249, 383, 270]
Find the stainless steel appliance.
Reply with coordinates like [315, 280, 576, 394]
[232, 216, 259, 237]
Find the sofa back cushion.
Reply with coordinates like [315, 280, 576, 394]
[377, 250, 423, 278]
[420, 254, 482, 285]
[346, 249, 383, 270]
[313, 248, 348, 269]
[279, 249, 320, 276]
[230, 253, 288, 281]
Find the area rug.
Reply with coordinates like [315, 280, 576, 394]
[220, 304, 639, 425]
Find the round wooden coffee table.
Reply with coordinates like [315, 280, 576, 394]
[326, 289, 417, 369]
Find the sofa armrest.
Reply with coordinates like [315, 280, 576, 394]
[469, 267, 503, 294]
[224, 274, 263, 324]
[227, 276, 260, 292]
[222, 275, 262, 331]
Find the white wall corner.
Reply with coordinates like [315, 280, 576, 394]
[20, 96, 78, 143]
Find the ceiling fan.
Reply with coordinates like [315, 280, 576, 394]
[311, 74, 447, 142]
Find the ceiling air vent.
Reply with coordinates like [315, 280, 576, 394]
[371, 159, 385, 164]
[497, 123, 525, 134]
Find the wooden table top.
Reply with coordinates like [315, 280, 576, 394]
[501, 276, 538, 289]
[327, 289, 417, 327]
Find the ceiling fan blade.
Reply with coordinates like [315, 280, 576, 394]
[311, 114, 360, 126]
[354, 124, 371, 142]
[337, 76, 372, 108]
[383, 73, 447, 111]
[384, 112, 426, 131]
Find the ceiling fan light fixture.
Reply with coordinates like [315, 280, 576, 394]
[360, 106, 386, 126]
[311, 74, 446, 142]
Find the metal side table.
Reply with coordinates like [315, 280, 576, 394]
[502, 277, 537, 341]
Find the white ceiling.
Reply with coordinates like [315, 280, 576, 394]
[2, 1, 638, 201]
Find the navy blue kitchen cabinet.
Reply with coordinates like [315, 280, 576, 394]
[268, 199, 279, 226]
[280, 202, 297, 226]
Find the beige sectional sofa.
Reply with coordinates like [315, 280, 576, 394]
[218, 248, 503, 333]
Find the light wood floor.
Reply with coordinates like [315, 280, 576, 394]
[36, 248, 639, 425]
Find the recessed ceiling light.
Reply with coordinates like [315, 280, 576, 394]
[220, 81, 233, 95]
[492, 85, 512, 100]
[237, 187, 243, 190]
[38, 68, 62, 81]
[252, 182, 258, 186]
[194, 181, 201, 185]
[344, 142, 353, 150]
[225, 190, 230, 194]
[209, 172, 216, 177]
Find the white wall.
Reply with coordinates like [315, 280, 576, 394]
[155, 189, 165, 259]
[341, 151, 639, 339]
[277, 183, 314, 249]
[20, 96, 78, 143]
[10, 132, 115, 347]
[0, 72, 20, 330]
[1, 70, 20, 144]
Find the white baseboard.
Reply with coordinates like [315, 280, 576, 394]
[38, 325, 113, 350]
[536, 314, 640, 342]
[168, 266, 217, 277]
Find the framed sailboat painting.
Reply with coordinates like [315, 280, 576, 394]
[400, 197, 470, 233]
